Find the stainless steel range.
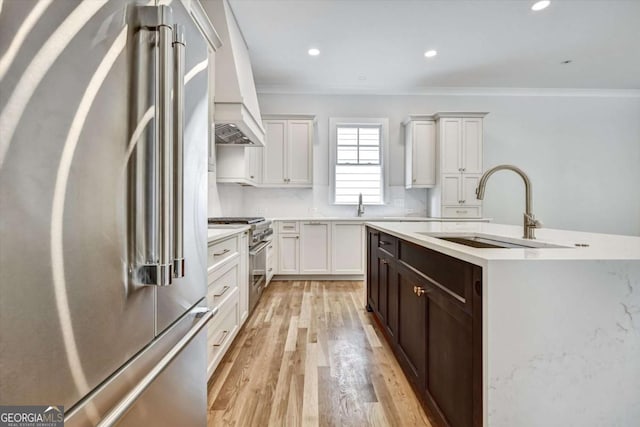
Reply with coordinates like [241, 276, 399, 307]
[208, 217, 273, 313]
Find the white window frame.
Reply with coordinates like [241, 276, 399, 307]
[329, 117, 389, 205]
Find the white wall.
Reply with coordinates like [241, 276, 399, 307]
[236, 92, 640, 236]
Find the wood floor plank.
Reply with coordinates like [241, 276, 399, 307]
[207, 280, 431, 427]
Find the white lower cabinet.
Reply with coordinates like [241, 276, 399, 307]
[300, 221, 331, 273]
[278, 233, 300, 274]
[206, 231, 249, 379]
[331, 222, 364, 274]
[266, 239, 275, 285]
[275, 221, 364, 276]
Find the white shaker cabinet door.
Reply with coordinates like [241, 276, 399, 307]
[278, 234, 299, 274]
[412, 121, 436, 187]
[331, 222, 364, 274]
[287, 120, 313, 185]
[300, 221, 331, 274]
[462, 118, 483, 174]
[441, 174, 462, 206]
[440, 118, 462, 174]
[263, 120, 287, 184]
[462, 174, 482, 206]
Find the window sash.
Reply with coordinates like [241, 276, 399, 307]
[336, 125, 381, 165]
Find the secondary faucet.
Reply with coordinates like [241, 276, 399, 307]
[357, 193, 365, 217]
[475, 164, 542, 239]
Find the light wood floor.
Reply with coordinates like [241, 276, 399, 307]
[207, 280, 431, 427]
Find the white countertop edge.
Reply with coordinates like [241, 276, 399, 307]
[270, 216, 492, 222]
[364, 221, 640, 264]
[207, 225, 251, 243]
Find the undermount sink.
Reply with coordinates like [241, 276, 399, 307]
[417, 232, 570, 249]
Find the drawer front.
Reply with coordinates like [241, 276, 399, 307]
[398, 240, 474, 310]
[377, 232, 398, 257]
[208, 236, 239, 269]
[442, 206, 482, 218]
[207, 292, 240, 367]
[278, 221, 299, 234]
[207, 262, 238, 308]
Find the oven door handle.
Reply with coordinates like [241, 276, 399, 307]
[249, 241, 270, 256]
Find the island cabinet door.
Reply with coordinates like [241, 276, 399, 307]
[424, 288, 474, 427]
[396, 269, 427, 391]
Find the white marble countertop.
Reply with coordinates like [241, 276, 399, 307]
[207, 225, 250, 244]
[365, 221, 640, 266]
[270, 216, 491, 222]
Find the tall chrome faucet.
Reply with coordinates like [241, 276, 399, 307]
[357, 193, 365, 217]
[476, 164, 542, 239]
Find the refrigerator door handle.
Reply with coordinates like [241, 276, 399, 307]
[157, 16, 174, 286]
[172, 24, 185, 278]
[96, 306, 216, 427]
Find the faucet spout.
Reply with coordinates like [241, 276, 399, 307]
[357, 193, 365, 217]
[475, 164, 542, 239]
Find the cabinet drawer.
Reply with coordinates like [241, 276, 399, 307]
[398, 240, 475, 310]
[442, 206, 482, 218]
[377, 232, 398, 257]
[207, 292, 239, 367]
[278, 221, 299, 233]
[208, 236, 239, 269]
[207, 262, 238, 307]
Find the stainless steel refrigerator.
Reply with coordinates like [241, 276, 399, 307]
[0, 1, 213, 425]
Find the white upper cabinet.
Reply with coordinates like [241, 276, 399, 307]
[263, 119, 287, 184]
[440, 118, 463, 174]
[462, 118, 483, 174]
[429, 112, 488, 218]
[215, 145, 262, 186]
[404, 117, 436, 188]
[262, 116, 314, 187]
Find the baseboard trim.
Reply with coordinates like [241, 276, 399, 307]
[272, 274, 365, 281]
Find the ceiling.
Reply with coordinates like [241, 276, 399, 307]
[227, 0, 640, 94]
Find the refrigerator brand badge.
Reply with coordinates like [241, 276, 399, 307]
[0, 406, 63, 427]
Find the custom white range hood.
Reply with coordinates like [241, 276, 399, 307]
[205, 0, 265, 146]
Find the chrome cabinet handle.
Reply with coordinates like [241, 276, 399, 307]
[213, 248, 230, 257]
[212, 330, 229, 347]
[97, 306, 214, 426]
[456, 210, 468, 214]
[172, 24, 185, 279]
[214, 285, 230, 297]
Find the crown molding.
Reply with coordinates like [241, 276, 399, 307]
[256, 84, 640, 98]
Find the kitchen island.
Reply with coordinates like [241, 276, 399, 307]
[365, 221, 640, 427]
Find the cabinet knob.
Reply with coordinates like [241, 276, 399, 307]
[412, 178, 416, 182]
[462, 167, 466, 172]
[250, 175, 254, 179]
[381, 259, 388, 265]
[416, 287, 426, 297]
[458, 167, 463, 172]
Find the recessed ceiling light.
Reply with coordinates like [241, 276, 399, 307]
[424, 50, 437, 58]
[531, 1, 550, 11]
[308, 48, 320, 56]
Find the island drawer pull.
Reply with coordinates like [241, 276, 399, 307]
[213, 248, 230, 257]
[212, 330, 229, 347]
[213, 285, 230, 297]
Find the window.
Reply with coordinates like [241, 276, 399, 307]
[331, 118, 387, 205]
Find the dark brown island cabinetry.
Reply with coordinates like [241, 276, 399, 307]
[366, 227, 483, 427]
